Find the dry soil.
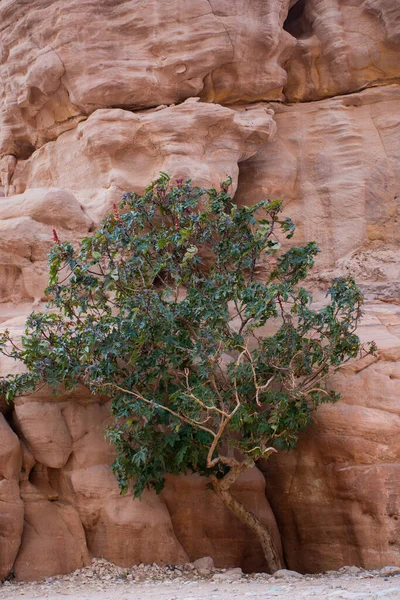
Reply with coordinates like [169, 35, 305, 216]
[2, 565, 400, 600]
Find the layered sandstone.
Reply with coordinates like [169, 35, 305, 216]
[261, 305, 400, 572]
[0, 0, 400, 582]
[283, 0, 400, 101]
[17, 100, 276, 218]
[1, 0, 399, 159]
[236, 84, 400, 298]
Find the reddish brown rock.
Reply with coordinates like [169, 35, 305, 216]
[236, 85, 400, 296]
[0, 415, 23, 580]
[0, 413, 21, 481]
[0, 479, 24, 580]
[66, 465, 189, 567]
[0, 0, 400, 584]
[61, 398, 188, 567]
[13, 496, 89, 581]
[0, 376, 284, 579]
[163, 468, 283, 573]
[62, 400, 114, 471]
[262, 339, 400, 572]
[14, 402, 73, 469]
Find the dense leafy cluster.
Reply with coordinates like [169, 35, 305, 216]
[0, 174, 373, 499]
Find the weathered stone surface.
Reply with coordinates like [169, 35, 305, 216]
[284, 0, 400, 101]
[1, 0, 399, 159]
[0, 0, 400, 584]
[212, 567, 243, 581]
[62, 401, 114, 471]
[0, 188, 92, 232]
[200, 0, 295, 104]
[0, 479, 24, 580]
[64, 464, 189, 568]
[13, 498, 89, 581]
[274, 569, 303, 579]
[0, 188, 92, 303]
[262, 315, 400, 573]
[0, 100, 277, 306]
[16, 100, 276, 222]
[236, 85, 400, 287]
[0, 0, 293, 158]
[162, 468, 283, 573]
[192, 556, 215, 572]
[0, 413, 21, 481]
[0, 375, 282, 580]
[0, 415, 23, 580]
[379, 566, 400, 577]
[14, 402, 73, 469]
[60, 398, 280, 572]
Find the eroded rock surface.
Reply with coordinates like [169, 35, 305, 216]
[163, 469, 283, 573]
[0, 0, 400, 583]
[262, 311, 400, 572]
[1, 0, 399, 159]
[0, 100, 275, 304]
[0, 415, 23, 581]
[17, 99, 276, 219]
[284, 0, 400, 101]
[236, 85, 400, 296]
[0, 188, 93, 303]
[0, 0, 289, 157]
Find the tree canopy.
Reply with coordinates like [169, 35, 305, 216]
[0, 174, 374, 571]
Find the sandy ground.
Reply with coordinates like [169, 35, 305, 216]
[2, 575, 400, 600]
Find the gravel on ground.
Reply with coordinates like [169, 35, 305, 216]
[2, 559, 400, 599]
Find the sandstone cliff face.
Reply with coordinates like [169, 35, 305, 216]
[0, 0, 400, 581]
[236, 84, 400, 301]
[262, 309, 400, 572]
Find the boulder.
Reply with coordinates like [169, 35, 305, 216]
[13, 498, 89, 581]
[274, 569, 303, 579]
[65, 465, 188, 567]
[14, 402, 72, 469]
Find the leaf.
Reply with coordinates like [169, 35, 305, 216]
[267, 240, 280, 251]
[182, 245, 198, 263]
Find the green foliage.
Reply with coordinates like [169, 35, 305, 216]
[0, 174, 375, 498]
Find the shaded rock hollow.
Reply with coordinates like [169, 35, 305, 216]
[0, 0, 400, 581]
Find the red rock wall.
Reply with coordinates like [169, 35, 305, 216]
[0, 0, 400, 581]
[261, 344, 400, 572]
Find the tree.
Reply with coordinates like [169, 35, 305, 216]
[0, 174, 374, 572]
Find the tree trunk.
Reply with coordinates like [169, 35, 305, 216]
[210, 466, 283, 573]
